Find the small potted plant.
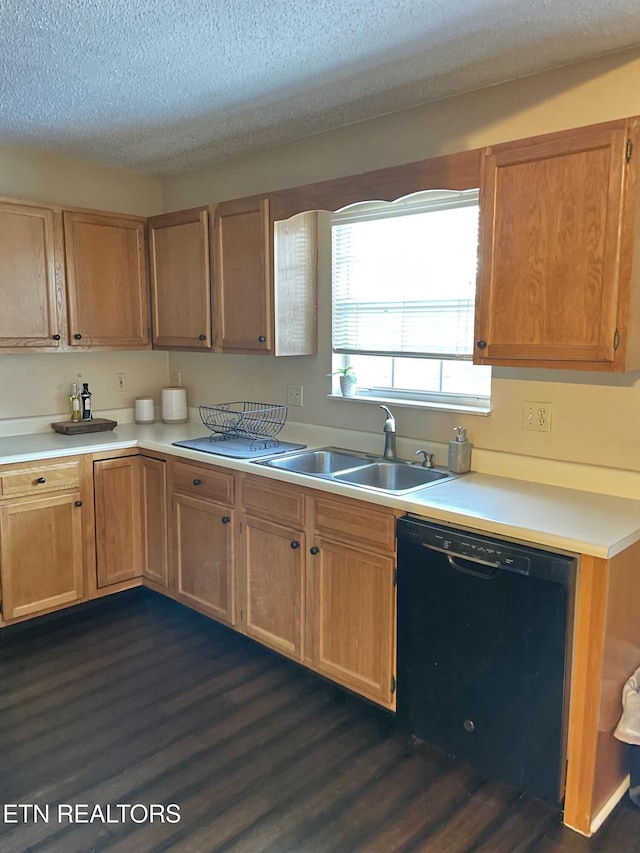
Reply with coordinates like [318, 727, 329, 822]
[328, 365, 358, 397]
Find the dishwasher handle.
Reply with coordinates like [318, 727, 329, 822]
[446, 554, 499, 580]
[422, 541, 501, 570]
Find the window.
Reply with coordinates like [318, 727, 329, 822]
[330, 190, 490, 409]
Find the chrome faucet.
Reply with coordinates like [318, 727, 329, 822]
[380, 405, 396, 459]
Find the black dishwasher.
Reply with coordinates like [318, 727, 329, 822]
[396, 515, 575, 803]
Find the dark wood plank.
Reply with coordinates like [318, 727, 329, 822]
[2, 588, 640, 853]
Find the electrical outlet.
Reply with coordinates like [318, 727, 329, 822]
[287, 384, 303, 407]
[170, 370, 181, 386]
[115, 373, 127, 393]
[523, 401, 552, 432]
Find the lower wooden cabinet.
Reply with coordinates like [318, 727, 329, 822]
[0, 456, 88, 622]
[94, 456, 143, 587]
[0, 450, 397, 708]
[237, 477, 398, 707]
[171, 492, 235, 625]
[310, 537, 396, 706]
[241, 514, 305, 661]
[167, 458, 235, 624]
[0, 491, 85, 621]
[141, 456, 168, 587]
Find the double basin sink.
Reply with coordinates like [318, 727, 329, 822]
[254, 447, 458, 495]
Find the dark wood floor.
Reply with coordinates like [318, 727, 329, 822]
[2, 589, 640, 853]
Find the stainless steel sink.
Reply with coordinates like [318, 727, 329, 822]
[333, 461, 449, 492]
[261, 448, 369, 475]
[255, 447, 457, 494]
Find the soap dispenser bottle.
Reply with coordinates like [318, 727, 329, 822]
[69, 383, 81, 423]
[448, 426, 472, 474]
[80, 383, 92, 420]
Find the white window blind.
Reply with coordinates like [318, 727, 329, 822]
[331, 190, 480, 360]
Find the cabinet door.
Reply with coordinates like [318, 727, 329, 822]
[0, 203, 65, 348]
[0, 493, 84, 620]
[149, 208, 211, 349]
[475, 120, 631, 368]
[141, 457, 168, 587]
[94, 457, 143, 587]
[63, 210, 149, 348]
[311, 538, 396, 706]
[213, 198, 271, 353]
[172, 493, 234, 625]
[241, 515, 305, 661]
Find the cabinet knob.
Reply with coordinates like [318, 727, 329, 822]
[193, 479, 202, 486]
[37, 477, 46, 484]
[75, 500, 83, 507]
[52, 333, 61, 341]
[258, 335, 266, 343]
[476, 340, 487, 350]
[74, 333, 82, 340]
[290, 541, 300, 549]
[221, 516, 231, 524]
[198, 334, 207, 341]
[310, 546, 320, 555]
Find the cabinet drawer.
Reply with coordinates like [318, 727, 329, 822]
[0, 460, 81, 499]
[171, 459, 235, 504]
[242, 474, 305, 527]
[314, 494, 397, 553]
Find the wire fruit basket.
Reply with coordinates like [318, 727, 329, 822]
[199, 402, 287, 441]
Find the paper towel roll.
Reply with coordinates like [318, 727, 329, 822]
[161, 387, 188, 424]
[135, 397, 155, 424]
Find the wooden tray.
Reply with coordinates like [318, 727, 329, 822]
[51, 418, 118, 435]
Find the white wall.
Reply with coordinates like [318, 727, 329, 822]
[0, 145, 168, 424]
[0, 351, 169, 421]
[163, 47, 640, 484]
[0, 143, 163, 216]
[3, 49, 640, 484]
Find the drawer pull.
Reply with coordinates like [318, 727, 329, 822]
[37, 477, 47, 484]
[193, 478, 202, 486]
[310, 546, 320, 555]
[75, 501, 83, 507]
[221, 516, 231, 524]
[290, 540, 300, 549]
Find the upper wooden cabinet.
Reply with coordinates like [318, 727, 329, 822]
[475, 117, 640, 371]
[212, 197, 318, 355]
[148, 207, 211, 349]
[63, 210, 150, 348]
[213, 197, 270, 354]
[0, 201, 66, 349]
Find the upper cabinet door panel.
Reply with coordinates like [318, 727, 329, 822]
[149, 207, 211, 349]
[475, 121, 631, 367]
[213, 198, 271, 354]
[64, 211, 149, 348]
[0, 203, 64, 348]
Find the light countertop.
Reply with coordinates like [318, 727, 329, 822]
[1, 420, 640, 560]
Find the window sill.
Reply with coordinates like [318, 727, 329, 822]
[327, 393, 490, 416]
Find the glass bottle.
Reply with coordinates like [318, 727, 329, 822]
[81, 383, 92, 420]
[69, 383, 81, 423]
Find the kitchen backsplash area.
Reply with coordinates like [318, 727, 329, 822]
[0, 350, 170, 428]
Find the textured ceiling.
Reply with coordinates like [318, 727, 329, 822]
[1, 0, 640, 175]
